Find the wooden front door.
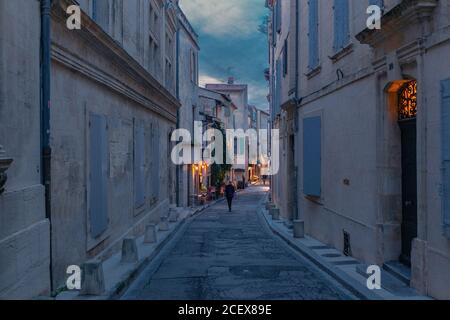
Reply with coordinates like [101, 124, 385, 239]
[399, 118, 418, 266]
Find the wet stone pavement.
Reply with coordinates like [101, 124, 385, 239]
[122, 186, 354, 300]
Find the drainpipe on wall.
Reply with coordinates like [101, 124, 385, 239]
[294, 0, 301, 220]
[41, 0, 53, 293]
[175, 5, 181, 207]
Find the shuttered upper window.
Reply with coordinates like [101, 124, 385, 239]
[333, 0, 350, 52]
[308, 0, 319, 69]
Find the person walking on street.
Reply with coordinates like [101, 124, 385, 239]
[225, 181, 236, 213]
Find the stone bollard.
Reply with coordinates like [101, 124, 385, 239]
[293, 220, 305, 238]
[121, 237, 139, 263]
[144, 224, 158, 244]
[168, 210, 179, 223]
[270, 208, 280, 220]
[80, 260, 105, 296]
[159, 217, 170, 231]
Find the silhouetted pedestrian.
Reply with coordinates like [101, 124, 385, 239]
[225, 181, 236, 212]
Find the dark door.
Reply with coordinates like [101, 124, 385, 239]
[399, 119, 418, 266]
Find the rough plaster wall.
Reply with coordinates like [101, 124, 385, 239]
[0, 0, 50, 299]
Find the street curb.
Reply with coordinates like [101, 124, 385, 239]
[257, 201, 382, 300]
[107, 216, 188, 300]
[109, 198, 230, 300]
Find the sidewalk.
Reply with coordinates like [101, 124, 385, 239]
[55, 198, 227, 300]
[258, 199, 430, 300]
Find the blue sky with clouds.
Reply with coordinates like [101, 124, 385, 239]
[180, 0, 269, 111]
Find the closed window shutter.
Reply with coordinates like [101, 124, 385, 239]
[308, 0, 319, 69]
[303, 117, 322, 197]
[442, 79, 450, 236]
[89, 113, 109, 238]
[334, 0, 349, 51]
[134, 122, 146, 208]
[276, 0, 282, 34]
[276, 59, 282, 115]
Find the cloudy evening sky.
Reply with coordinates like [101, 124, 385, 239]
[180, 0, 269, 111]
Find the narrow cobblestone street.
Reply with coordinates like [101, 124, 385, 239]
[122, 186, 353, 300]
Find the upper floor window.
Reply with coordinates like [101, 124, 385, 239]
[308, 0, 320, 69]
[333, 0, 350, 52]
[165, 31, 175, 92]
[190, 50, 198, 84]
[275, 0, 282, 34]
[148, 2, 161, 75]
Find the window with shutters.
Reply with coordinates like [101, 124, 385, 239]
[275, 0, 282, 34]
[283, 40, 288, 77]
[303, 116, 322, 198]
[441, 79, 450, 236]
[308, 0, 319, 69]
[333, 0, 350, 52]
[134, 122, 146, 209]
[88, 113, 109, 238]
[148, 2, 161, 76]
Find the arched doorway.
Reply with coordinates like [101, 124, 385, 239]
[397, 80, 418, 266]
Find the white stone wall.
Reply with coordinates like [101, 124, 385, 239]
[177, 8, 199, 207]
[270, 0, 450, 299]
[0, 0, 50, 298]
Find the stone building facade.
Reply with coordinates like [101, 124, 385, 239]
[206, 80, 250, 188]
[269, 0, 450, 299]
[0, 0, 193, 298]
[47, 0, 180, 291]
[176, 6, 199, 207]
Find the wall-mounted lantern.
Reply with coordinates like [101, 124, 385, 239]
[0, 145, 13, 195]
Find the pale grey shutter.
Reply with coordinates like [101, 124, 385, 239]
[89, 113, 109, 238]
[308, 0, 319, 69]
[134, 122, 146, 208]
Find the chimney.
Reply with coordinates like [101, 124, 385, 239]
[228, 77, 234, 85]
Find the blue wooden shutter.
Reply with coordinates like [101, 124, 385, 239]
[303, 116, 321, 197]
[334, 0, 349, 51]
[283, 39, 288, 76]
[275, 58, 281, 115]
[89, 113, 109, 238]
[134, 122, 146, 208]
[275, 0, 282, 34]
[442, 79, 450, 236]
[309, 0, 319, 69]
